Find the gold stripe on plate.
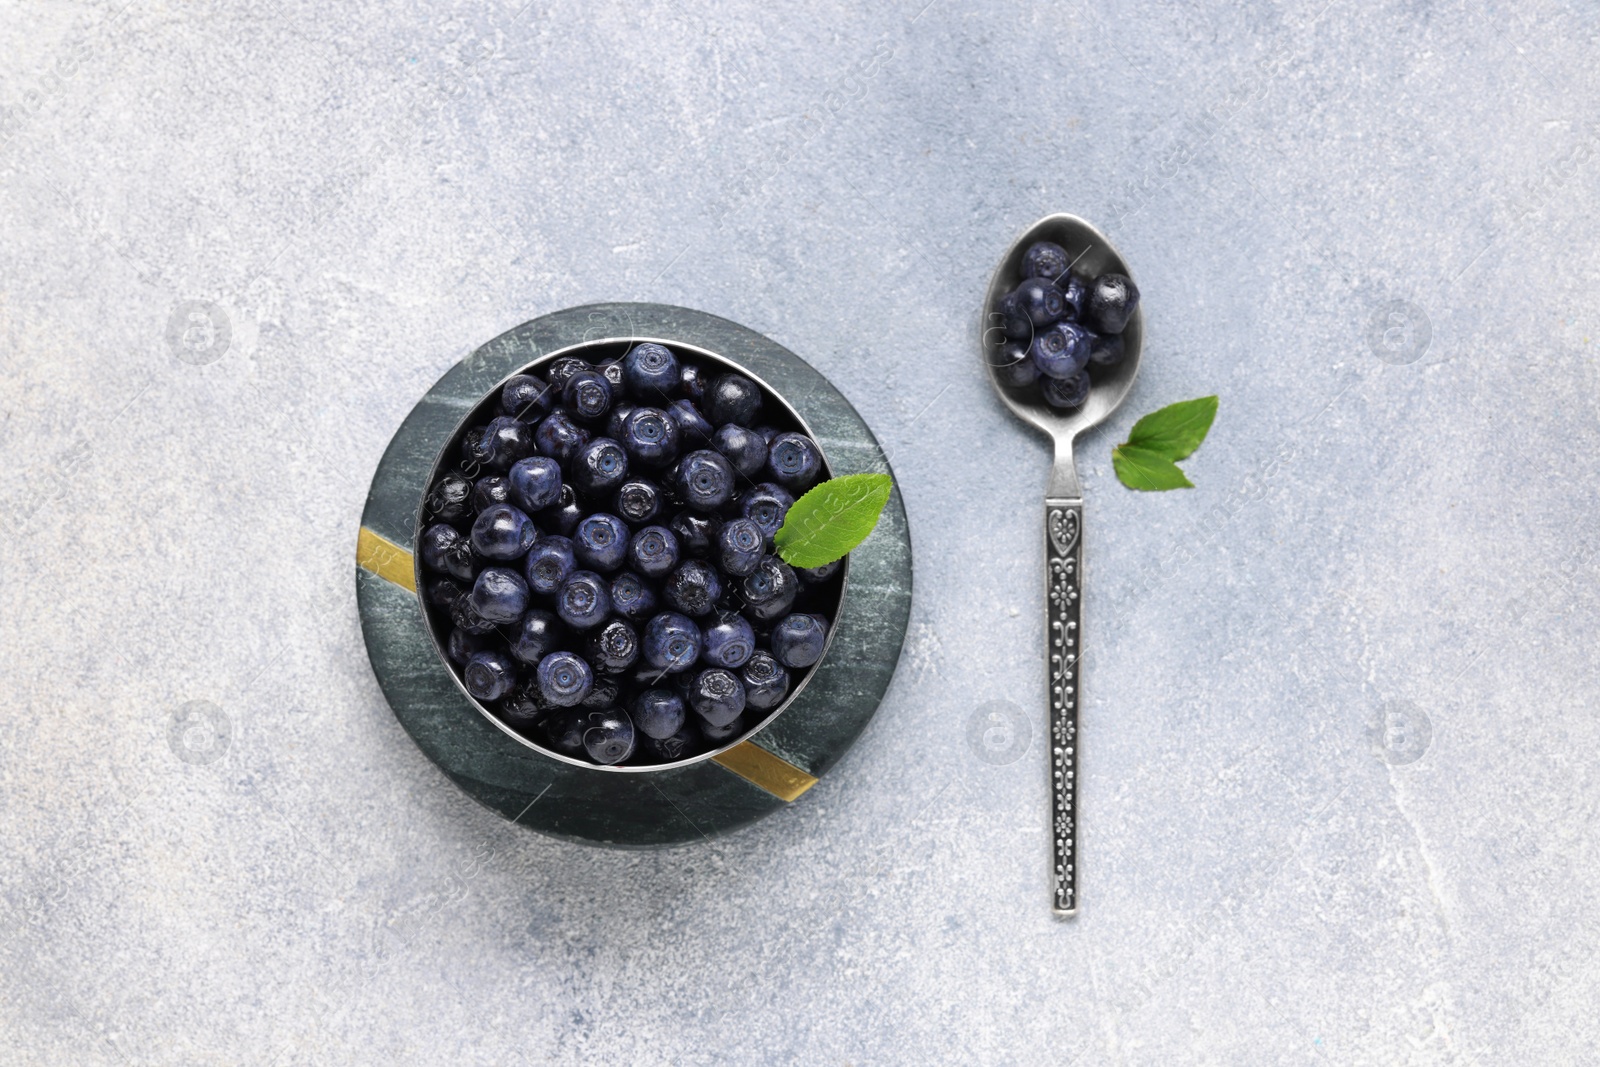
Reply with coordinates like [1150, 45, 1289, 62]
[357, 527, 417, 593]
[712, 741, 819, 802]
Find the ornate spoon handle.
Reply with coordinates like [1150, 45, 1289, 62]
[1045, 500, 1082, 915]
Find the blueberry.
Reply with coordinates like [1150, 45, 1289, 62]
[537, 650, 593, 707]
[563, 369, 612, 422]
[993, 338, 1040, 389]
[541, 708, 587, 756]
[699, 715, 746, 744]
[707, 373, 762, 426]
[716, 517, 765, 577]
[676, 449, 736, 511]
[533, 410, 591, 466]
[628, 524, 680, 578]
[470, 503, 536, 561]
[426, 577, 466, 609]
[1087, 330, 1125, 366]
[633, 688, 686, 740]
[1021, 240, 1070, 282]
[472, 474, 511, 512]
[1010, 276, 1067, 327]
[739, 483, 795, 543]
[741, 651, 791, 710]
[447, 627, 488, 665]
[678, 363, 709, 404]
[572, 437, 630, 497]
[796, 558, 841, 583]
[501, 374, 553, 421]
[623, 342, 680, 396]
[499, 679, 553, 732]
[582, 709, 636, 765]
[701, 613, 755, 668]
[573, 513, 630, 572]
[687, 668, 746, 727]
[641, 723, 699, 762]
[509, 608, 564, 665]
[1060, 274, 1087, 322]
[642, 612, 702, 673]
[1086, 272, 1140, 334]
[771, 612, 828, 668]
[664, 560, 722, 617]
[752, 425, 780, 445]
[711, 423, 768, 478]
[1029, 322, 1091, 380]
[669, 510, 721, 559]
[613, 479, 661, 524]
[666, 399, 714, 443]
[450, 596, 496, 635]
[461, 426, 490, 468]
[741, 555, 799, 621]
[598, 359, 627, 400]
[604, 401, 636, 442]
[556, 570, 612, 630]
[766, 432, 822, 490]
[619, 407, 681, 468]
[524, 535, 576, 595]
[995, 291, 1035, 342]
[538, 483, 584, 537]
[424, 472, 473, 522]
[468, 566, 529, 624]
[1042, 369, 1091, 410]
[480, 415, 537, 470]
[609, 572, 658, 621]
[464, 649, 518, 702]
[581, 677, 622, 710]
[508, 455, 563, 512]
[420, 523, 472, 580]
[586, 618, 640, 674]
[543, 357, 590, 391]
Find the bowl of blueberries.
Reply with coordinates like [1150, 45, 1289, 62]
[414, 337, 845, 772]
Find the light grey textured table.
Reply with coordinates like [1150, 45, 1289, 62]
[3, 2, 1598, 1063]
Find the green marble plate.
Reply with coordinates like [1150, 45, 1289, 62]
[356, 303, 912, 847]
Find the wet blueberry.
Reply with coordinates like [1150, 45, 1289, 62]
[574, 513, 630, 572]
[1042, 369, 1091, 410]
[771, 613, 827, 668]
[1060, 273, 1087, 322]
[699, 715, 746, 744]
[420, 524, 472, 580]
[701, 613, 755, 669]
[464, 649, 518, 702]
[468, 566, 528, 624]
[543, 357, 589, 391]
[766, 432, 822, 490]
[707, 373, 762, 426]
[687, 668, 746, 728]
[628, 524, 680, 578]
[623, 342, 680, 396]
[1021, 240, 1070, 282]
[524, 535, 576, 595]
[424, 471, 473, 522]
[741, 555, 799, 621]
[572, 437, 629, 497]
[470, 503, 537, 561]
[676, 449, 735, 511]
[450, 596, 497, 635]
[605, 401, 635, 442]
[541, 708, 587, 756]
[1087, 330, 1125, 366]
[537, 650, 593, 707]
[472, 474, 511, 512]
[480, 415, 537, 470]
[678, 363, 709, 404]
[461, 426, 490, 468]
[599, 359, 627, 399]
[641, 723, 698, 762]
[581, 677, 621, 710]
[609, 571, 658, 621]
[619, 407, 681, 468]
[1029, 322, 1091, 380]
[509, 608, 564, 665]
[538, 483, 584, 537]
[533, 410, 591, 466]
[993, 338, 1040, 389]
[499, 679, 553, 732]
[664, 560, 722, 617]
[666, 399, 714, 443]
[613, 479, 661, 524]
[633, 688, 686, 740]
[717, 517, 765, 577]
[501, 374, 553, 421]
[1012, 276, 1068, 328]
[741, 651, 791, 710]
[669, 510, 721, 559]
[447, 627, 488, 666]
[642, 611, 702, 673]
[582, 709, 636, 765]
[586, 618, 640, 674]
[563, 369, 612, 422]
[556, 570, 612, 630]
[711, 423, 768, 478]
[1086, 272, 1140, 334]
[508, 455, 563, 512]
[739, 483, 794, 544]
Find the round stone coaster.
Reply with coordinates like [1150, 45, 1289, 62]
[356, 303, 913, 847]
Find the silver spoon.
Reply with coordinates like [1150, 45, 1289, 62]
[981, 213, 1144, 916]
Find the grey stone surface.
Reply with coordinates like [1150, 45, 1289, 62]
[1, 1, 1597, 1063]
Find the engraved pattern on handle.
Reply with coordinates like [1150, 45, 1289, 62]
[1046, 502, 1082, 914]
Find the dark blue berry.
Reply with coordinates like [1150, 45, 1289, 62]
[771, 612, 827, 668]
[666, 399, 714, 443]
[623, 342, 680, 396]
[1042, 369, 1091, 410]
[541, 708, 587, 756]
[1030, 322, 1091, 380]
[687, 668, 746, 727]
[633, 688, 686, 740]
[479, 415, 537, 470]
[610, 572, 658, 621]
[995, 291, 1034, 343]
[447, 627, 488, 665]
[766, 432, 822, 489]
[533, 410, 591, 466]
[619, 407, 681, 468]
[427, 577, 466, 609]
[586, 618, 640, 674]
[581, 677, 621, 710]
[717, 517, 765, 577]
[424, 472, 473, 522]
[641, 723, 699, 762]
[613, 479, 661, 524]
[501, 374, 553, 421]
[1087, 330, 1125, 366]
[573, 513, 630, 572]
[538, 483, 584, 537]
[470, 503, 537, 561]
[543, 357, 589, 391]
[741, 555, 798, 621]
[509, 608, 564, 665]
[461, 426, 490, 467]
[752, 425, 780, 445]
[582, 709, 636, 765]
[678, 363, 709, 403]
[468, 566, 528, 624]
[699, 715, 746, 744]
[524, 535, 576, 595]
[562, 369, 613, 421]
[464, 649, 518, 701]
[604, 401, 635, 441]
[742, 651, 791, 710]
[572, 437, 629, 496]
[1086, 272, 1139, 334]
[628, 524, 680, 578]
[556, 570, 612, 630]
[676, 449, 735, 511]
[796, 559, 841, 583]
[994, 338, 1041, 388]
[739, 483, 794, 543]
[537, 650, 593, 707]
[642, 612, 702, 673]
[450, 596, 496, 635]
[499, 680, 553, 731]
[472, 474, 511, 512]
[669, 511, 721, 559]
[711, 423, 768, 478]
[1009, 276, 1067, 327]
[707, 373, 762, 426]
[701, 613, 755, 668]
[507, 455, 563, 512]
[1060, 274, 1087, 321]
[599, 359, 627, 399]
[664, 560, 722, 617]
[1021, 240, 1070, 282]
[420, 524, 471, 580]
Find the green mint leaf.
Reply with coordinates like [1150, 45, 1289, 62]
[1124, 395, 1218, 461]
[774, 472, 893, 569]
[1112, 445, 1194, 491]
